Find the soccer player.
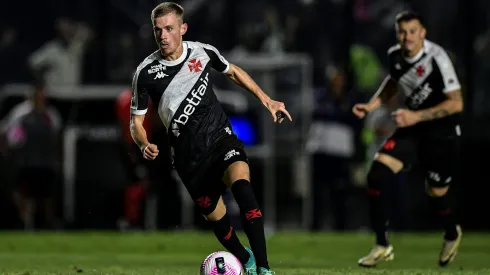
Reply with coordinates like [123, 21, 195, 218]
[353, 11, 463, 267]
[129, 3, 291, 275]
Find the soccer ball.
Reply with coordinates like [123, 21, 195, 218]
[200, 251, 244, 275]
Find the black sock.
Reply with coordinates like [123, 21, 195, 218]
[367, 161, 396, 247]
[231, 179, 269, 269]
[211, 213, 250, 264]
[428, 194, 458, 240]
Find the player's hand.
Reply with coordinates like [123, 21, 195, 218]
[142, 143, 159, 160]
[352, 103, 371, 119]
[391, 108, 420, 128]
[265, 99, 292, 123]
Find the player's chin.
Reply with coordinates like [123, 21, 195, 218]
[160, 45, 171, 52]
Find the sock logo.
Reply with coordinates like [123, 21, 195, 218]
[245, 209, 262, 220]
[223, 226, 233, 241]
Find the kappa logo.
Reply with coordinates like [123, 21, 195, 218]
[154, 72, 168, 80]
[148, 64, 166, 74]
[224, 149, 240, 161]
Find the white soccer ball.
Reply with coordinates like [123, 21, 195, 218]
[200, 251, 244, 275]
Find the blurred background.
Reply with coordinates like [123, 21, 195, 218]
[0, 0, 489, 233]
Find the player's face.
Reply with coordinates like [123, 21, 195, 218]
[396, 19, 426, 56]
[153, 13, 188, 57]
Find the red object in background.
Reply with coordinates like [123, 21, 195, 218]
[124, 182, 146, 224]
[115, 88, 153, 143]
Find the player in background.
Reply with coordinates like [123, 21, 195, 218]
[130, 3, 291, 275]
[353, 11, 463, 267]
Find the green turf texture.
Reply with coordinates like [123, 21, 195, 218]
[0, 231, 489, 274]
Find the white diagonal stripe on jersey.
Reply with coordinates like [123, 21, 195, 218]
[398, 54, 434, 97]
[158, 51, 210, 128]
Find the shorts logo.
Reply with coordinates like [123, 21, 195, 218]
[383, 139, 396, 151]
[224, 149, 240, 161]
[196, 196, 212, 208]
[428, 171, 440, 182]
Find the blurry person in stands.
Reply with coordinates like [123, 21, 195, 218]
[0, 82, 62, 230]
[307, 64, 365, 231]
[28, 17, 92, 89]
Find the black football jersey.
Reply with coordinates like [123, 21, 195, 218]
[131, 41, 236, 174]
[388, 39, 462, 137]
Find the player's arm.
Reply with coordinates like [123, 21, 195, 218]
[366, 76, 398, 111]
[202, 42, 292, 123]
[352, 76, 398, 118]
[415, 51, 463, 122]
[225, 64, 292, 122]
[130, 70, 159, 160]
[416, 90, 463, 122]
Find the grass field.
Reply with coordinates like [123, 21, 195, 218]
[0, 231, 489, 275]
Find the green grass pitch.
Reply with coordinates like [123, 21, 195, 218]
[0, 231, 489, 274]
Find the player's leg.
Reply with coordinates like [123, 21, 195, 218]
[198, 195, 252, 268]
[223, 160, 272, 274]
[359, 131, 414, 267]
[421, 138, 462, 266]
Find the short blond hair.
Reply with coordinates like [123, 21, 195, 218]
[151, 2, 184, 23]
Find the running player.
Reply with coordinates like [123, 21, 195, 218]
[129, 2, 291, 275]
[353, 11, 463, 267]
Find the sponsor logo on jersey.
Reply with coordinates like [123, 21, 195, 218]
[408, 82, 432, 108]
[173, 72, 209, 127]
[148, 64, 166, 74]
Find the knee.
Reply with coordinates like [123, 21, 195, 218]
[426, 185, 449, 197]
[205, 200, 226, 222]
[223, 161, 250, 188]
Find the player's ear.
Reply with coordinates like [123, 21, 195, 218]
[421, 26, 426, 38]
[181, 23, 188, 35]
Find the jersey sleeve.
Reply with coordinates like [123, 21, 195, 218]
[433, 50, 461, 93]
[387, 45, 401, 81]
[202, 43, 230, 74]
[130, 69, 149, 115]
